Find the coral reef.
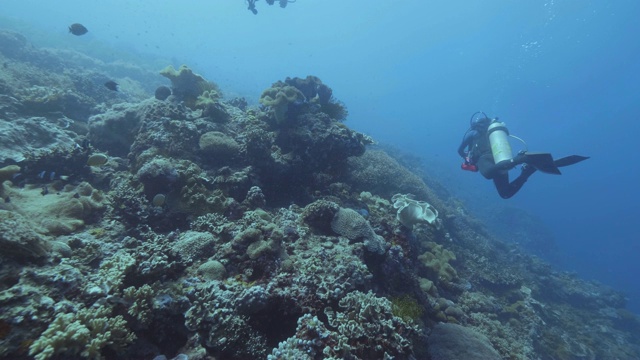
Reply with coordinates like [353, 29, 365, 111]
[160, 65, 219, 109]
[0, 209, 51, 260]
[259, 83, 304, 124]
[331, 207, 388, 254]
[0, 30, 639, 360]
[28, 305, 136, 360]
[392, 193, 439, 229]
[0, 181, 105, 235]
[428, 323, 501, 360]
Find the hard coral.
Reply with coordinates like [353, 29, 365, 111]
[28, 305, 135, 360]
[427, 323, 501, 360]
[0, 209, 50, 260]
[331, 207, 388, 254]
[325, 290, 420, 359]
[198, 131, 240, 162]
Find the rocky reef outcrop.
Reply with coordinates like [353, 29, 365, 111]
[0, 30, 639, 360]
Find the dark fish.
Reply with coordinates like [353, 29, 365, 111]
[69, 23, 88, 36]
[38, 170, 57, 181]
[12, 171, 70, 187]
[41, 186, 49, 196]
[104, 81, 119, 91]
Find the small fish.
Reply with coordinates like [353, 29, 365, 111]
[104, 81, 119, 91]
[3, 196, 9, 203]
[10, 170, 69, 188]
[41, 186, 49, 196]
[69, 23, 88, 36]
[38, 170, 62, 181]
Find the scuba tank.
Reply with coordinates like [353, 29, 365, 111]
[487, 120, 513, 164]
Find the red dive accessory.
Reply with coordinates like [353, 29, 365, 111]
[461, 156, 478, 172]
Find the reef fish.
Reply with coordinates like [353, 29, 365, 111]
[104, 81, 119, 91]
[68, 23, 88, 36]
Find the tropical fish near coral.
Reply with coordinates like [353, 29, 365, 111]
[68, 23, 88, 36]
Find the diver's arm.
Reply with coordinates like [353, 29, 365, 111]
[458, 131, 476, 158]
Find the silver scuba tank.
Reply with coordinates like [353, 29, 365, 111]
[487, 120, 513, 164]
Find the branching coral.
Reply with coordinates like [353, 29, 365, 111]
[29, 305, 135, 360]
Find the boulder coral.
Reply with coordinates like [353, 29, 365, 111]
[331, 207, 388, 254]
[198, 131, 241, 161]
[427, 323, 501, 360]
[0, 210, 51, 260]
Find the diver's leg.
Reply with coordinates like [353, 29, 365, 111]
[493, 174, 514, 199]
[494, 165, 537, 199]
[477, 155, 498, 179]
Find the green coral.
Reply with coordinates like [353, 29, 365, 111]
[259, 84, 303, 123]
[391, 295, 424, 322]
[160, 64, 218, 108]
[97, 249, 136, 292]
[195, 89, 222, 107]
[198, 131, 240, 160]
[123, 284, 155, 326]
[418, 241, 457, 283]
[29, 305, 135, 360]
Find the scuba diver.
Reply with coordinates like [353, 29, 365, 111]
[247, 0, 296, 14]
[459, 112, 589, 199]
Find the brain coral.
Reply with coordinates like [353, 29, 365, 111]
[199, 131, 240, 161]
[330, 208, 387, 254]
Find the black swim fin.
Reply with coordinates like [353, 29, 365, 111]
[523, 152, 561, 175]
[554, 155, 590, 168]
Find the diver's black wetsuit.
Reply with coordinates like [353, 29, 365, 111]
[458, 128, 535, 199]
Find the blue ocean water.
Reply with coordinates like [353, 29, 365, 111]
[3, 0, 638, 319]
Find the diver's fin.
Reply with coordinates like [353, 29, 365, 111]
[524, 152, 561, 175]
[554, 155, 590, 168]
